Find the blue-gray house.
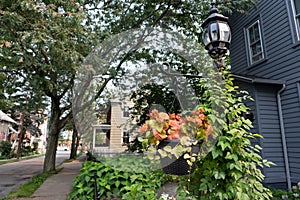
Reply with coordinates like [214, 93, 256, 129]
[229, 0, 300, 190]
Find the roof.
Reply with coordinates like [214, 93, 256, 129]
[0, 110, 18, 124]
[92, 124, 111, 130]
[9, 126, 18, 134]
[232, 74, 286, 85]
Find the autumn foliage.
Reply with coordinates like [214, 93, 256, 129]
[139, 109, 213, 146]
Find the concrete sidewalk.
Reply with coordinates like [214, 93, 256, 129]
[16, 155, 86, 200]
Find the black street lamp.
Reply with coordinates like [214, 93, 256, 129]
[201, 1, 231, 64]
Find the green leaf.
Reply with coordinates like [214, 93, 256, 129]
[85, 176, 91, 183]
[213, 170, 226, 180]
[158, 149, 167, 158]
[115, 180, 121, 188]
[163, 145, 172, 152]
[212, 149, 222, 159]
[183, 153, 191, 159]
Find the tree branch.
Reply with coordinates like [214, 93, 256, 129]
[58, 110, 73, 130]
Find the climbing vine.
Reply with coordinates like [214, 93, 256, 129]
[182, 69, 274, 200]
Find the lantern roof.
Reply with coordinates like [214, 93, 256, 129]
[201, 3, 229, 29]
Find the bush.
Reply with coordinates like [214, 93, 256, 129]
[271, 182, 300, 199]
[32, 142, 39, 153]
[0, 140, 12, 158]
[85, 151, 96, 161]
[179, 70, 273, 199]
[21, 146, 32, 156]
[69, 154, 162, 200]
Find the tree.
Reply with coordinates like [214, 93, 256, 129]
[0, 0, 258, 172]
[0, 0, 92, 172]
[78, 0, 259, 122]
[86, 0, 257, 34]
[82, 1, 272, 199]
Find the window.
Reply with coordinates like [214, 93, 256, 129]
[123, 106, 130, 118]
[95, 129, 109, 147]
[297, 81, 300, 106]
[293, 0, 300, 38]
[122, 130, 129, 144]
[246, 20, 264, 65]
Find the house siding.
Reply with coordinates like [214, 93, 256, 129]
[230, 0, 300, 187]
[0, 121, 9, 141]
[236, 80, 286, 186]
[110, 101, 128, 150]
[255, 84, 286, 185]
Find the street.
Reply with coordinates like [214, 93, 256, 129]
[0, 151, 70, 198]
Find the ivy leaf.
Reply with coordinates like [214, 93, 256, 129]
[158, 149, 167, 158]
[163, 145, 172, 153]
[183, 153, 191, 159]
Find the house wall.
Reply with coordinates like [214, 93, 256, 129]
[110, 100, 132, 151]
[0, 121, 9, 141]
[236, 80, 287, 188]
[230, 0, 300, 187]
[255, 84, 287, 187]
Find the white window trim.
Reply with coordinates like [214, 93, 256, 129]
[291, 0, 300, 40]
[121, 129, 130, 144]
[122, 105, 130, 118]
[297, 82, 300, 106]
[246, 20, 265, 65]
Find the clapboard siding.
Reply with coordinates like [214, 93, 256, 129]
[230, 2, 294, 76]
[230, 0, 300, 189]
[256, 84, 285, 184]
[234, 80, 262, 155]
[269, 64, 300, 81]
[280, 117, 300, 124]
[286, 140, 300, 147]
[236, 81, 286, 184]
[289, 152, 300, 158]
[291, 168, 300, 174]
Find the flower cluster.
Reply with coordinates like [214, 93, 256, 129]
[280, 182, 300, 199]
[291, 182, 300, 198]
[139, 109, 213, 146]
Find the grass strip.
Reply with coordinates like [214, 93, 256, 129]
[64, 151, 84, 163]
[0, 168, 63, 200]
[0, 154, 45, 165]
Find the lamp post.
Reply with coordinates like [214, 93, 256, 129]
[201, 1, 231, 69]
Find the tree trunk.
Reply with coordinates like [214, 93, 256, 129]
[17, 113, 25, 159]
[70, 122, 78, 159]
[43, 129, 59, 172]
[76, 135, 81, 153]
[43, 100, 60, 172]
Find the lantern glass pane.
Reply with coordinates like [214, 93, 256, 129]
[219, 22, 230, 42]
[219, 42, 225, 48]
[210, 22, 218, 41]
[202, 28, 210, 46]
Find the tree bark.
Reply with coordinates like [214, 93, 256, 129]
[17, 113, 25, 159]
[43, 99, 60, 172]
[70, 122, 78, 159]
[76, 135, 81, 153]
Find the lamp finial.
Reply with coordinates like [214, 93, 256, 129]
[210, 1, 219, 14]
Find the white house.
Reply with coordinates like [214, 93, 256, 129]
[0, 110, 18, 142]
[92, 99, 136, 154]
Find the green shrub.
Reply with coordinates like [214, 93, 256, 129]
[21, 146, 32, 156]
[32, 142, 39, 153]
[0, 141, 12, 158]
[180, 70, 273, 199]
[271, 182, 300, 199]
[69, 154, 162, 200]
